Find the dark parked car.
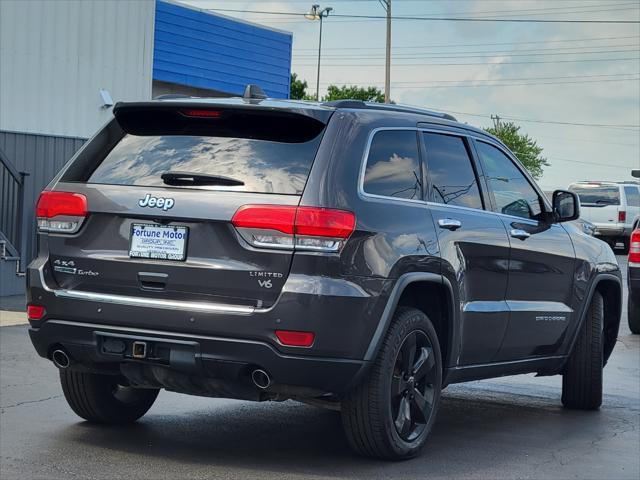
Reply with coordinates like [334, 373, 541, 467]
[628, 228, 640, 333]
[27, 92, 622, 460]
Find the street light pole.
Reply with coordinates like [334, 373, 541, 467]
[306, 4, 332, 101]
[317, 14, 323, 101]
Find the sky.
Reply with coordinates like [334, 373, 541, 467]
[182, 0, 640, 191]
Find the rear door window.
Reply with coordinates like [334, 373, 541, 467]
[570, 185, 621, 206]
[363, 130, 422, 200]
[423, 132, 483, 210]
[624, 186, 640, 207]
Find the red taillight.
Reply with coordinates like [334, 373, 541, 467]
[629, 230, 640, 264]
[295, 208, 356, 238]
[36, 191, 87, 233]
[231, 205, 355, 252]
[36, 191, 87, 218]
[275, 330, 315, 347]
[618, 211, 626, 222]
[232, 205, 297, 234]
[180, 109, 222, 118]
[27, 305, 45, 320]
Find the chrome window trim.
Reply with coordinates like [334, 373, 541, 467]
[357, 127, 425, 206]
[357, 126, 489, 211]
[357, 126, 554, 225]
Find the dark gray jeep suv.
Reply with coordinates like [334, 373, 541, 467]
[27, 94, 622, 459]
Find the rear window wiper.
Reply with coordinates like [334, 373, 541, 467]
[161, 171, 245, 187]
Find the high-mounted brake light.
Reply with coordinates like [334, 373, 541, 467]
[629, 229, 640, 264]
[275, 330, 315, 347]
[231, 205, 355, 252]
[180, 109, 222, 118]
[618, 211, 626, 222]
[36, 191, 88, 234]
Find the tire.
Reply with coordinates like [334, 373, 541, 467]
[620, 237, 630, 255]
[60, 369, 159, 424]
[629, 293, 640, 334]
[562, 291, 604, 410]
[341, 307, 442, 460]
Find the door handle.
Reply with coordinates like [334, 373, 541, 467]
[438, 218, 462, 231]
[510, 229, 531, 240]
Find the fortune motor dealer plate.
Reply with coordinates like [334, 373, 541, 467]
[129, 223, 188, 261]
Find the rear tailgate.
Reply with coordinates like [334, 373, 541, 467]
[41, 101, 332, 308]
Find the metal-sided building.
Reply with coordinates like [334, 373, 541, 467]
[0, 0, 293, 297]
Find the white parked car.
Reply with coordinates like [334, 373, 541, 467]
[568, 181, 640, 253]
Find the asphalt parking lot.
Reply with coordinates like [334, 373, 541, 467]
[1, 255, 638, 480]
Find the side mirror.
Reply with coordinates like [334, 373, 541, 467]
[632, 169, 640, 179]
[552, 190, 580, 222]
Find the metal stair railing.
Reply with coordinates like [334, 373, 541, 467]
[0, 149, 29, 274]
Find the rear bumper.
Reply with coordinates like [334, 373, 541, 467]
[26, 256, 391, 395]
[593, 225, 624, 237]
[28, 319, 366, 395]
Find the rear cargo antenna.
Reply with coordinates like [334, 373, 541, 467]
[243, 84, 267, 100]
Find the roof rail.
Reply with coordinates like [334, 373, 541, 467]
[322, 100, 457, 121]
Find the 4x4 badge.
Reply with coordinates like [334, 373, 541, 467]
[138, 194, 175, 211]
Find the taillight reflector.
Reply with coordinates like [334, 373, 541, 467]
[231, 205, 355, 252]
[629, 229, 640, 263]
[27, 305, 45, 320]
[618, 211, 626, 222]
[36, 191, 87, 218]
[275, 330, 315, 347]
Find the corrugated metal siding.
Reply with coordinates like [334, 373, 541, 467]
[154, 1, 292, 99]
[0, 0, 155, 138]
[0, 131, 86, 264]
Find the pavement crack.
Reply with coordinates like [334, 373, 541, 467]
[1, 394, 62, 410]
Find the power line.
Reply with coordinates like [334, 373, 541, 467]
[293, 35, 640, 51]
[206, 7, 640, 23]
[295, 43, 640, 56]
[294, 57, 640, 66]
[294, 47, 640, 59]
[427, 107, 640, 130]
[315, 76, 640, 88]
[319, 72, 640, 85]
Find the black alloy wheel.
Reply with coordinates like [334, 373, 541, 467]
[391, 330, 437, 442]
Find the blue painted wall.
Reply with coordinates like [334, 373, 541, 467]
[153, 1, 292, 99]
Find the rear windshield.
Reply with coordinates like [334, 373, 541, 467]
[88, 134, 320, 195]
[87, 134, 321, 195]
[570, 185, 620, 206]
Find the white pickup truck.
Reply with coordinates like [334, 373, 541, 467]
[568, 181, 640, 253]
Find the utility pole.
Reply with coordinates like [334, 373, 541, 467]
[491, 114, 502, 131]
[382, 0, 391, 103]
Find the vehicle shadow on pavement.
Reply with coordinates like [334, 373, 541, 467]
[58, 389, 629, 479]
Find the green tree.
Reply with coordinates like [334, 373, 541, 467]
[290, 73, 313, 100]
[485, 121, 549, 180]
[322, 85, 385, 103]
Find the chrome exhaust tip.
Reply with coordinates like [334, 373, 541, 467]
[52, 349, 71, 369]
[251, 369, 271, 389]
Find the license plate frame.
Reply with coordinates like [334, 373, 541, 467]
[129, 223, 189, 261]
